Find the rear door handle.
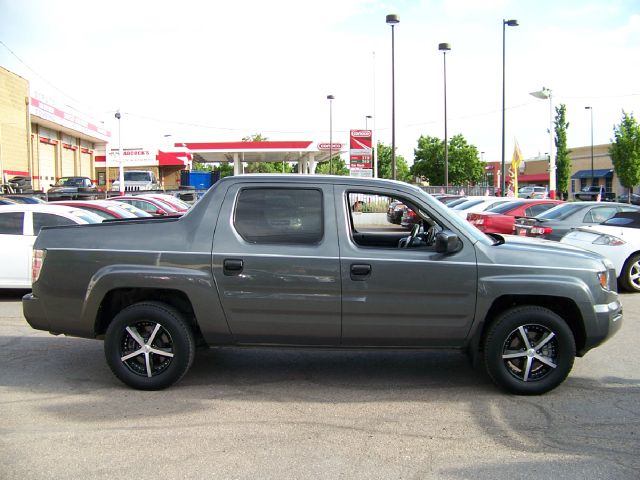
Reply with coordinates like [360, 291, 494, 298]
[223, 258, 244, 275]
[350, 264, 372, 280]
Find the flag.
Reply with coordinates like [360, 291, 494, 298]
[485, 188, 490, 196]
[439, 187, 445, 195]
[510, 140, 524, 197]
[459, 188, 465, 196]
[596, 185, 603, 202]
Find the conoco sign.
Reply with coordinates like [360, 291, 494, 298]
[317, 143, 343, 151]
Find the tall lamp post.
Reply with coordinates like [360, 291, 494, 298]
[365, 115, 372, 129]
[501, 18, 518, 196]
[115, 110, 124, 195]
[439, 42, 451, 190]
[386, 13, 399, 180]
[327, 94, 335, 175]
[530, 87, 555, 198]
[585, 106, 594, 186]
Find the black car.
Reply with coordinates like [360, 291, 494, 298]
[514, 201, 640, 241]
[47, 176, 99, 201]
[386, 200, 406, 224]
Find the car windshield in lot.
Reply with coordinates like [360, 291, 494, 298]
[124, 172, 152, 181]
[487, 200, 527, 214]
[536, 203, 584, 219]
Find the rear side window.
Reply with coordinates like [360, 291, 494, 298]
[33, 213, 76, 234]
[234, 188, 323, 244]
[0, 212, 24, 235]
[583, 207, 617, 223]
[525, 203, 557, 217]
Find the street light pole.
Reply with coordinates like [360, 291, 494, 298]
[529, 87, 555, 198]
[115, 110, 124, 195]
[585, 106, 594, 186]
[327, 94, 335, 175]
[439, 42, 451, 190]
[386, 14, 399, 180]
[365, 115, 372, 129]
[501, 18, 518, 197]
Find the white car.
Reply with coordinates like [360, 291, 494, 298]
[0, 204, 102, 289]
[560, 212, 640, 292]
[450, 196, 513, 218]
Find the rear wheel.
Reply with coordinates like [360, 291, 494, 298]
[620, 253, 640, 292]
[484, 306, 575, 395]
[104, 302, 195, 390]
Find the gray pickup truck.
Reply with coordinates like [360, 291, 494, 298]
[23, 175, 623, 394]
[574, 185, 616, 202]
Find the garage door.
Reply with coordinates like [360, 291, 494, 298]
[79, 151, 91, 177]
[39, 142, 56, 191]
[61, 146, 75, 177]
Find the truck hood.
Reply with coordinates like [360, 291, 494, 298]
[485, 233, 612, 270]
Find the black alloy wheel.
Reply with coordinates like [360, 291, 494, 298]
[484, 306, 575, 395]
[104, 302, 195, 390]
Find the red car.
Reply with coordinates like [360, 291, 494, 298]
[108, 195, 181, 216]
[50, 200, 150, 220]
[467, 199, 564, 234]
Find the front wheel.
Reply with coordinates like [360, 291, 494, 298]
[620, 253, 640, 292]
[484, 306, 575, 395]
[104, 302, 195, 390]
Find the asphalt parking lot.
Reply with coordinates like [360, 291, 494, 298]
[1, 290, 639, 480]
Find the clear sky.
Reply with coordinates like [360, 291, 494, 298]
[1, 0, 639, 165]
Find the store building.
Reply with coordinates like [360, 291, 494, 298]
[0, 66, 111, 191]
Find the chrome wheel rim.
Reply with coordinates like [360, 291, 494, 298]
[119, 321, 175, 378]
[629, 260, 640, 290]
[501, 324, 558, 382]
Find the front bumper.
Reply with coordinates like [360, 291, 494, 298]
[579, 298, 623, 355]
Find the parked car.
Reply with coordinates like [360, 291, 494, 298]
[139, 194, 191, 212]
[574, 185, 616, 202]
[386, 200, 406, 224]
[617, 192, 640, 205]
[433, 194, 466, 205]
[50, 200, 151, 220]
[0, 204, 102, 289]
[518, 186, 548, 198]
[450, 196, 513, 218]
[560, 212, 640, 292]
[111, 170, 159, 192]
[108, 195, 181, 216]
[514, 201, 640, 241]
[467, 199, 564, 234]
[2, 195, 46, 204]
[0, 197, 18, 205]
[47, 176, 99, 201]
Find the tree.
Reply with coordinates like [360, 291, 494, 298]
[554, 104, 571, 199]
[315, 156, 349, 176]
[610, 111, 640, 195]
[410, 134, 483, 185]
[376, 142, 411, 181]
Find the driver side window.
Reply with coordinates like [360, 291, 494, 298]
[347, 192, 437, 249]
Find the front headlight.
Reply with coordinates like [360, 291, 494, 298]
[593, 234, 625, 246]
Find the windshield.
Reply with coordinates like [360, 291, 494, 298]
[488, 201, 526, 214]
[69, 210, 102, 223]
[123, 172, 152, 182]
[55, 177, 87, 187]
[537, 202, 584, 219]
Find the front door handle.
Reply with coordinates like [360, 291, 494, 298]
[350, 263, 372, 280]
[223, 258, 244, 275]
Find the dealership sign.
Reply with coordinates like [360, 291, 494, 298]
[349, 130, 373, 177]
[107, 147, 157, 166]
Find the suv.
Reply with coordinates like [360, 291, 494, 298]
[111, 170, 159, 192]
[518, 186, 547, 198]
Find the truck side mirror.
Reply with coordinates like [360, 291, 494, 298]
[435, 231, 461, 254]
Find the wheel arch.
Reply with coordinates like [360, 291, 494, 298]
[94, 287, 205, 345]
[470, 294, 586, 364]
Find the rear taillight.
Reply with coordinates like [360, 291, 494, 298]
[32, 249, 45, 284]
[407, 210, 416, 218]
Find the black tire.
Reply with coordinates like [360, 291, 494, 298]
[104, 302, 195, 390]
[620, 253, 640, 292]
[484, 306, 575, 395]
